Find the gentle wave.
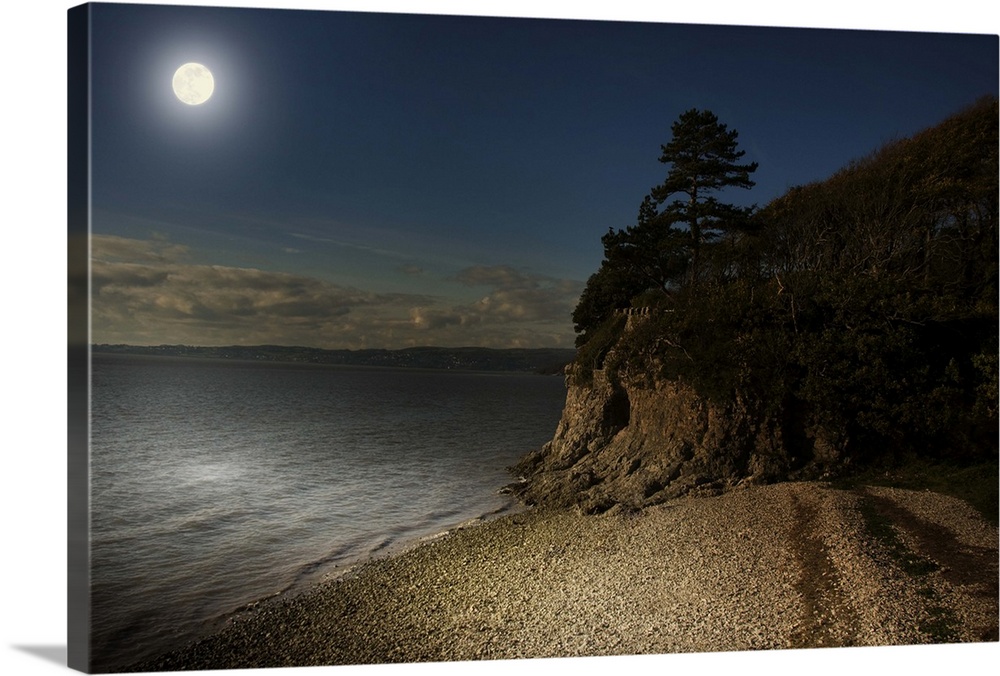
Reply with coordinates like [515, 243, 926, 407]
[89, 354, 565, 671]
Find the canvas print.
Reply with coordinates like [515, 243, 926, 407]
[67, 2, 999, 674]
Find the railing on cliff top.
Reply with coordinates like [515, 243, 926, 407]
[615, 306, 675, 331]
[570, 306, 676, 379]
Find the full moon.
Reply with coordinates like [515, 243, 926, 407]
[172, 63, 215, 105]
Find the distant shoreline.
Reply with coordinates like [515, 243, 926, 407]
[91, 343, 576, 374]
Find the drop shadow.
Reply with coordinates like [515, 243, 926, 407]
[11, 645, 67, 667]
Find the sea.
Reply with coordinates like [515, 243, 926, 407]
[88, 352, 567, 672]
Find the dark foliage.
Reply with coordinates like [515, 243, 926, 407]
[571, 243, 654, 346]
[649, 108, 759, 281]
[573, 109, 759, 337]
[573, 97, 999, 465]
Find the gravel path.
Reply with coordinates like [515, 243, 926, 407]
[132, 481, 998, 671]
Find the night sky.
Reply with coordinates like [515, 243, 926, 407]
[0, 3, 996, 676]
[86, 2, 998, 350]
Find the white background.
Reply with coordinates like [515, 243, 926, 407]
[2, 1, 997, 675]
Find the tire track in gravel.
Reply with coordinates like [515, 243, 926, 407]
[787, 488, 859, 649]
[861, 488, 999, 642]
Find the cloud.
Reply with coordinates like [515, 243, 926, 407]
[289, 231, 408, 261]
[90, 236, 582, 349]
[472, 287, 568, 322]
[398, 264, 424, 276]
[91, 236, 393, 346]
[370, 264, 586, 347]
[92, 234, 189, 263]
[408, 307, 468, 330]
[453, 265, 532, 289]
[450, 265, 585, 325]
[91, 262, 171, 293]
[92, 260, 370, 338]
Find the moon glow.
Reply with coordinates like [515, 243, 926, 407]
[172, 63, 215, 105]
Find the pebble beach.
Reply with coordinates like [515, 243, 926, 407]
[133, 481, 998, 672]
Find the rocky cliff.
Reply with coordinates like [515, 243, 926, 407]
[510, 314, 849, 513]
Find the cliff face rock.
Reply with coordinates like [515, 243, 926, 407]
[512, 358, 847, 514]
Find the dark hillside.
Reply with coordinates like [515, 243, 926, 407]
[515, 99, 998, 512]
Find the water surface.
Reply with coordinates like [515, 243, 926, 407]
[90, 353, 566, 671]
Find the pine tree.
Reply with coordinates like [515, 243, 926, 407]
[649, 108, 758, 282]
[572, 109, 759, 343]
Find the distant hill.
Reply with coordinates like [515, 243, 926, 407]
[92, 344, 577, 374]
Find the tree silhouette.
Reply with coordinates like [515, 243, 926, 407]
[572, 109, 759, 339]
[648, 108, 758, 282]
